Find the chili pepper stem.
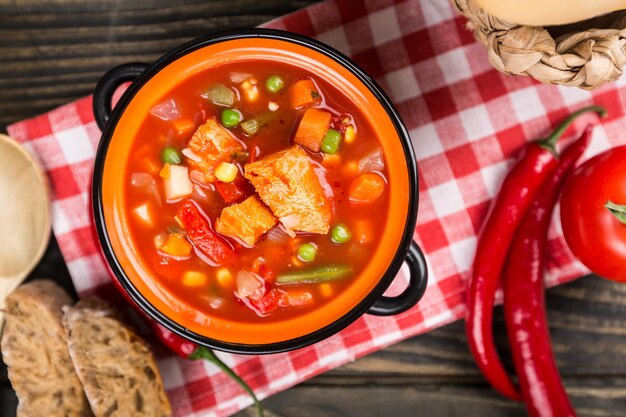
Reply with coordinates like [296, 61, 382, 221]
[190, 347, 264, 417]
[538, 105, 606, 156]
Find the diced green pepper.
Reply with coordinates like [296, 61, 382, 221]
[297, 243, 317, 262]
[277, 265, 353, 285]
[202, 84, 235, 107]
[266, 75, 285, 93]
[330, 224, 351, 244]
[321, 129, 342, 154]
[221, 109, 242, 128]
[161, 146, 182, 164]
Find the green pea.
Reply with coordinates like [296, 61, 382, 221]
[221, 108, 242, 128]
[161, 146, 182, 164]
[297, 243, 317, 262]
[321, 129, 342, 154]
[266, 75, 285, 93]
[330, 224, 351, 244]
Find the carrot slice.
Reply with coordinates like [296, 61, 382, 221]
[290, 79, 322, 109]
[348, 173, 386, 203]
[294, 108, 332, 152]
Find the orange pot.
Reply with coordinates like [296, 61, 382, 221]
[92, 29, 428, 354]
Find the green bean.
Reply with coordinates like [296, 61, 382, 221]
[276, 265, 353, 285]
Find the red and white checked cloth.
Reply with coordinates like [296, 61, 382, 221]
[7, 0, 626, 415]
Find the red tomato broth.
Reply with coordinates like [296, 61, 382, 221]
[124, 60, 389, 323]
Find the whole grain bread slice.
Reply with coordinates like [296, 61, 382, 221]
[63, 297, 171, 417]
[0, 280, 93, 417]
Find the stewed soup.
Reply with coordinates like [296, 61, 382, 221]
[124, 60, 389, 323]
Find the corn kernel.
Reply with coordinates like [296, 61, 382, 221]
[183, 271, 207, 287]
[241, 80, 260, 102]
[344, 125, 356, 144]
[343, 161, 359, 176]
[215, 162, 238, 183]
[319, 283, 333, 298]
[216, 267, 233, 287]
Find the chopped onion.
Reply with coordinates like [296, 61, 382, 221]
[182, 148, 203, 162]
[265, 227, 291, 245]
[312, 162, 334, 200]
[131, 172, 154, 188]
[206, 295, 225, 309]
[150, 98, 180, 121]
[235, 271, 266, 301]
[200, 84, 235, 107]
[189, 169, 207, 185]
[358, 148, 385, 173]
[229, 72, 253, 83]
[280, 214, 301, 231]
[131, 173, 162, 205]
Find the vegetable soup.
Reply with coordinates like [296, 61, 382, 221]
[125, 61, 389, 322]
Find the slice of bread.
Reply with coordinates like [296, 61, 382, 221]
[63, 297, 171, 417]
[0, 280, 93, 417]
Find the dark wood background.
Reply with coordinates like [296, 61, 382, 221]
[2, 1, 626, 416]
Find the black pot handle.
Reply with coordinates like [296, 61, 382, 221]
[367, 241, 428, 316]
[93, 62, 149, 131]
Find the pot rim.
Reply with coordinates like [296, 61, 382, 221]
[92, 28, 419, 354]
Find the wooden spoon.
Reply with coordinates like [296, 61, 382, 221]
[0, 133, 50, 326]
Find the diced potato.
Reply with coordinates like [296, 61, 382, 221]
[183, 271, 207, 287]
[215, 195, 277, 246]
[160, 233, 192, 257]
[132, 203, 153, 226]
[216, 267, 234, 287]
[161, 164, 193, 201]
[244, 146, 332, 234]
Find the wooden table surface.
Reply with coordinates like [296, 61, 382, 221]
[2, 1, 626, 416]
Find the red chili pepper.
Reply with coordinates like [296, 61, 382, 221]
[502, 126, 592, 417]
[178, 199, 236, 265]
[149, 321, 264, 417]
[465, 106, 605, 400]
[215, 175, 255, 203]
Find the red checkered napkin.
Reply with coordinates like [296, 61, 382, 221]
[8, 0, 626, 415]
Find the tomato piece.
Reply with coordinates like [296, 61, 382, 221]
[214, 175, 255, 203]
[177, 200, 236, 265]
[560, 145, 626, 282]
[249, 289, 287, 316]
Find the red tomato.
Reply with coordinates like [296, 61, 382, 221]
[560, 145, 626, 282]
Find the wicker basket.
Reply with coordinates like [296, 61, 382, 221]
[453, 0, 626, 89]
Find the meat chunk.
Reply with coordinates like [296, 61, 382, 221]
[215, 195, 277, 246]
[244, 146, 332, 234]
[188, 117, 243, 181]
